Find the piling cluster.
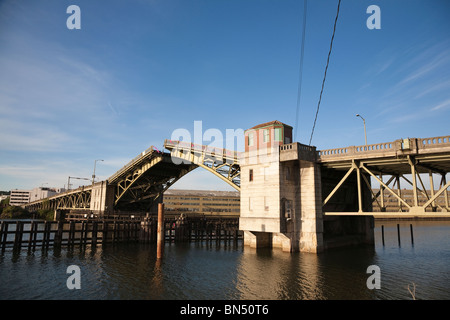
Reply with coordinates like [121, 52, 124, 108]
[0, 214, 241, 252]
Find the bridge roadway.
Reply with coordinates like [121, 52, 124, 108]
[23, 135, 450, 218]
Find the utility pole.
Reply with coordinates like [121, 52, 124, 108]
[356, 114, 368, 145]
[67, 176, 90, 190]
[92, 159, 104, 185]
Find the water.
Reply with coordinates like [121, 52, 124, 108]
[0, 220, 449, 300]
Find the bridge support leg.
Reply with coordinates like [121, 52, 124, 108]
[243, 231, 272, 249]
[157, 203, 164, 259]
[297, 160, 324, 253]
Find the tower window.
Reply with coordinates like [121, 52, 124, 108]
[274, 128, 282, 141]
[263, 129, 270, 143]
[248, 132, 254, 146]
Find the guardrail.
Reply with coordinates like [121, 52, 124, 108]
[108, 146, 157, 183]
[317, 135, 450, 161]
[419, 135, 450, 150]
[164, 139, 242, 161]
[318, 142, 394, 157]
[279, 142, 317, 162]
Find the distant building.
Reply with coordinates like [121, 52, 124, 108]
[164, 189, 240, 217]
[29, 187, 64, 203]
[9, 187, 66, 206]
[9, 190, 32, 206]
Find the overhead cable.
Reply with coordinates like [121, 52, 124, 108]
[308, 0, 341, 146]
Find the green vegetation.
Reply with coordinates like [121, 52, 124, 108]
[0, 205, 31, 219]
[0, 197, 54, 221]
[0, 197, 10, 214]
[36, 208, 54, 221]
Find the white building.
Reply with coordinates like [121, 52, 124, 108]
[9, 187, 66, 206]
[9, 189, 32, 206]
[29, 187, 62, 203]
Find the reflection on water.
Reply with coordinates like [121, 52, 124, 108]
[0, 220, 449, 300]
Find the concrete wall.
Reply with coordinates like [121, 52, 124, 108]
[90, 181, 115, 215]
[298, 160, 324, 253]
[239, 144, 325, 253]
[239, 121, 374, 254]
[239, 146, 282, 234]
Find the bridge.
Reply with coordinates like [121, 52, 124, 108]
[22, 121, 450, 253]
[317, 135, 450, 216]
[24, 140, 241, 214]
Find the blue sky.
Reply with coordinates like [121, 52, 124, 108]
[0, 0, 449, 191]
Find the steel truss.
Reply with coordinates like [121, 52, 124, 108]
[323, 155, 450, 217]
[164, 140, 241, 191]
[24, 187, 92, 212]
[109, 149, 197, 210]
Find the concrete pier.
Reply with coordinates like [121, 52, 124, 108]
[239, 121, 374, 253]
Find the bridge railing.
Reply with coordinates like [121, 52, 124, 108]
[317, 141, 395, 159]
[108, 146, 156, 182]
[317, 135, 450, 161]
[418, 135, 450, 151]
[279, 142, 317, 162]
[164, 140, 242, 161]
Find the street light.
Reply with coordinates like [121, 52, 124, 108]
[356, 114, 367, 146]
[67, 176, 90, 190]
[92, 159, 104, 184]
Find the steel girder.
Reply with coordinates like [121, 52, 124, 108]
[56, 188, 91, 210]
[109, 150, 198, 211]
[322, 154, 450, 217]
[164, 140, 241, 191]
[23, 187, 92, 212]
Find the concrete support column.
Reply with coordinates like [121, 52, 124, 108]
[244, 231, 272, 249]
[90, 181, 114, 216]
[299, 160, 324, 253]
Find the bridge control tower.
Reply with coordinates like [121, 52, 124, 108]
[239, 121, 374, 253]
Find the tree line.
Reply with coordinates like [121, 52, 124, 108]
[0, 197, 54, 220]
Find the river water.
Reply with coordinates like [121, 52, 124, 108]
[0, 220, 449, 300]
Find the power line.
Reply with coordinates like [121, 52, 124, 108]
[308, 0, 341, 146]
[294, 0, 308, 142]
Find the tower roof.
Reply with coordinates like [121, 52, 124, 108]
[248, 120, 292, 131]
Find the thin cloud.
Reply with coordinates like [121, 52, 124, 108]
[431, 99, 450, 111]
[415, 79, 450, 99]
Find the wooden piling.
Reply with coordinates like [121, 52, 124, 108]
[54, 221, 63, 247]
[112, 221, 117, 243]
[1, 222, 7, 252]
[43, 221, 49, 249]
[103, 221, 108, 244]
[381, 225, 385, 246]
[28, 221, 36, 251]
[397, 224, 401, 246]
[157, 203, 164, 259]
[410, 224, 414, 246]
[92, 221, 98, 246]
[68, 221, 75, 246]
[13, 221, 24, 250]
[0, 217, 240, 250]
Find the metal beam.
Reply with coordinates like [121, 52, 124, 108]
[361, 164, 411, 208]
[323, 164, 355, 205]
[423, 179, 450, 209]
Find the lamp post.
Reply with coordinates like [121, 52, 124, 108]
[356, 114, 367, 146]
[92, 159, 104, 185]
[67, 176, 90, 191]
